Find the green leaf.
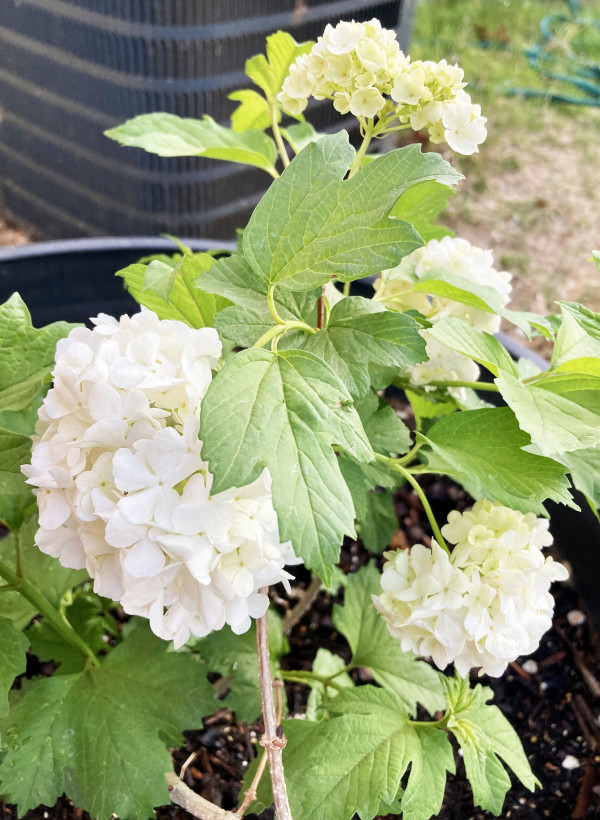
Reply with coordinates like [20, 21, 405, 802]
[337, 454, 393, 522]
[357, 490, 397, 553]
[332, 564, 444, 715]
[0, 294, 76, 413]
[496, 371, 600, 458]
[427, 317, 518, 377]
[194, 611, 288, 723]
[0, 518, 87, 629]
[200, 348, 372, 583]
[282, 687, 452, 820]
[406, 388, 457, 428]
[400, 727, 456, 820]
[245, 31, 313, 102]
[0, 616, 28, 717]
[105, 113, 278, 174]
[0, 427, 36, 530]
[357, 391, 412, 457]
[242, 135, 461, 291]
[0, 624, 214, 820]
[305, 648, 354, 721]
[117, 253, 228, 328]
[551, 301, 600, 368]
[560, 447, 600, 509]
[419, 406, 575, 514]
[390, 179, 455, 241]
[143, 258, 177, 300]
[444, 675, 538, 815]
[0, 673, 78, 811]
[411, 270, 555, 340]
[304, 297, 426, 399]
[201, 252, 319, 346]
[27, 590, 119, 675]
[281, 122, 324, 153]
[228, 88, 272, 132]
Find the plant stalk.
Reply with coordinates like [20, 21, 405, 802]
[347, 126, 374, 178]
[256, 591, 293, 820]
[0, 558, 99, 668]
[166, 772, 239, 820]
[282, 575, 322, 635]
[424, 379, 500, 392]
[270, 106, 290, 169]
[317, 285, 326, 329]
[374, 455, 450, 554]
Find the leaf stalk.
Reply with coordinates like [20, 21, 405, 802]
[0, 558, 100, 668]
[374, 454, 450, 554]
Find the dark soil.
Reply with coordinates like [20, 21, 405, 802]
[2, 479, 600, 820]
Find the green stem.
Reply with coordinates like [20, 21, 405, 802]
[280, 671, 344, 692]
[395, 441, 424, 467]
[343, 281, 351, 297]
[253, 324, 287, 350]
[267, 286, 286, 325]
[424, 380, 500, 392]
[374, 454, 450, 555]
[408, 716, 447, 729]
[377, 123, 413, 135]
[347, 126, 374, 178]
[0, 559, 100, 668]
[14, 527, 22, 578]
[253, 320, 316, 350]
[270, 105, 290, 169]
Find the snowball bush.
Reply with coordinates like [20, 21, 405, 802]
[278, 19, 486, 154]
[23, 311, 296, 648]
[374, 500, 569, 677]
[375, 237, 513, 396]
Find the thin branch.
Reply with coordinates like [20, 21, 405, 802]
[235, 749, 268, 818]
[282, 575, 322, 636]
[256, 590, 293, 820]
[235, 678, 286, 818]
[179, 750, 200, 781]
[166, 772, 239, 820]
[317, 285, 326, 329]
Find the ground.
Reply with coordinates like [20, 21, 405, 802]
[409, 0, 600, 336]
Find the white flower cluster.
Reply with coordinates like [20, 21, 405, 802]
[374, 500, 568, 677]
[278, 19, 486, 154]
[374, 236, 513, 397]
[23, 311, 296, 648]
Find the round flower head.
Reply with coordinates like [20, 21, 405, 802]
[374, 500, 568, 677]
[278, 20, 485, 155]
[23, 311, 298, 649]
[374, 237, 513, 395]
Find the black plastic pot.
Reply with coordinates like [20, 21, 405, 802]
[0, 0, 412, 241]
[1, 238, 598, 630]
[0, 236, 235, 326]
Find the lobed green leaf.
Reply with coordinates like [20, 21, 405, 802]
[0, 624, 214, 820]
[105, 113, 278, 173]
[243, 134, 461, 291]
[199, 347, 372, 583]
[118, 253, 229, 328]
[0, 617, 29, 717]
[332, 564, 445, 715]
[304, 296, 426, 399]
[419, 406, 576, 514]
[0, 293, 76, 413]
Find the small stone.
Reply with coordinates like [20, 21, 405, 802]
[561, 755, 580, 770]
[567, 610, 586, 626]
[522, 660, 539, 674]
